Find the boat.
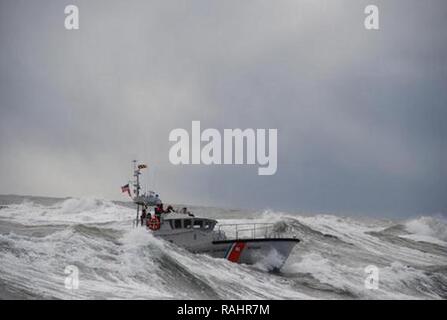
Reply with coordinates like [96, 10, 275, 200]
[124, 161, 300, 269]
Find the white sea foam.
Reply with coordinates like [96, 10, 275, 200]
[0, 197, 135, 226]
[0, 196, 446, 299]
[404, 216, 447, 244]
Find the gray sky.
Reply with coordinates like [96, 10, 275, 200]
[0, 0, 446, 217]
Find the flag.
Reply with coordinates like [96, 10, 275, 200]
[121, 184, 131, 197]
[138, 164, 147, 169]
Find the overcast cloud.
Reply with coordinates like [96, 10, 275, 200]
[0, 0, 446, 217]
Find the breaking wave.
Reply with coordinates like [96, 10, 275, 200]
[403, 216, 447, 246]
[0, 196, 446, 299]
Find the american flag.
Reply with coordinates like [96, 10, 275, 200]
[121, 184, 131, 197]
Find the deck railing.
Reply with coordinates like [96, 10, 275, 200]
[214, 222, 290, 241]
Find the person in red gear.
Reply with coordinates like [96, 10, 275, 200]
[154, 203, 164, 218]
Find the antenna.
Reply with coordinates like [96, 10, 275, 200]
[132, 159, 141, 198]
[132, 159, 140, 227]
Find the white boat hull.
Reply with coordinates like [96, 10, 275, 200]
[156, 227, 299, 268]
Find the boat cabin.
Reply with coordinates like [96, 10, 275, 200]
[163, 213, 217, 232]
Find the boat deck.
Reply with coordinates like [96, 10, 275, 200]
[214, 222, 296, 241]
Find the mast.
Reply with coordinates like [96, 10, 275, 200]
[133, 159, 140, 197]
[133, 160, 140, 227]
[129, 160, 156, 227]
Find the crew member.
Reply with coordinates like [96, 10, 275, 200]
[154, 203, 164, 218]
[180, 207, 193, 216]
[140, 207, 147, 226]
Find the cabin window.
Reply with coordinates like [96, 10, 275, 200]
[193, 220, 203, 229]
[174, 219, 182, 229]
[203, 221, 211, 229]
[184, 219, 192, 229]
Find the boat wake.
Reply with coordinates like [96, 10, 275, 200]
[0, 195, 446, 299]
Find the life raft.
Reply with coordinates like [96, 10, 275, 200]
[147, 216, 161, 231]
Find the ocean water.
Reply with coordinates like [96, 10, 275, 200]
[0, 195, 446, 299]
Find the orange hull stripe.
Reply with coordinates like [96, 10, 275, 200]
[227, 242, 246, 262]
